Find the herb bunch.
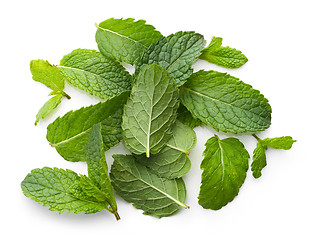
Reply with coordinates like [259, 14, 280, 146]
[21, 18, 295, 219]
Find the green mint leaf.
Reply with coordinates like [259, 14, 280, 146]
[136, 31, 206, 86]
[86, 124, 118, 215]
[200, 37, 248, 68]
[30, 59, 65, 93]
[198, 136, 249, 210]
[251, 141, 267, 178]
[180, 70, 272, 133]
[177, 104, 202, 129]
[47, 91, 130, 162]
[110, 154, 189, 218]
[122, 64, 179, 157]
[35, 94, 62, 125]
[95, 18, 163, 64]
[135, 120, 196, 179]
[251, 136, 295, 178]
[261, 136, 296, 150]
[21, 167, 108, 214]
[58, 49, 131, 100]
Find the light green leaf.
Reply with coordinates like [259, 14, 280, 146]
[58, 49, 131, 100]
[47, 91, 130, 162]
[86, 124, 118, 215]
[110, 154, 188, 218]
[177, 104, 202, 129]
[251, 141, 267, 178]
[35, 94, 62, 126]
[135, 120, 195, 179]
[261, 136, 296, 150]
[30, 59, 65, 93]
[95, 18, 163, 64]
[200, 37, 248, 68]
[251, 136, 296, 178]
[180, 70, 272, 133]
[136, 31, 206, 86]
[122, 64, 179, 157]
[198, 136, 249, 210]
[21, 167, 108, 214]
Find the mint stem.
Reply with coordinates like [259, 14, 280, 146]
[62, 91, 71, 100]
[252, 134, 261, 141]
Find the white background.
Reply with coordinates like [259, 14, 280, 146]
[1, 0, 309, 239]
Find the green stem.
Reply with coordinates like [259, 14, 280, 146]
[62, 91, 71, 100]
[252, 134, 261, 141]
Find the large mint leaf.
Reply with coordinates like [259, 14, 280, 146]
[136, 31, 206, 86]
[200, 37, 248, 68]
[95, 18, 163, 64]
[47, 91, 130, 162]
[110, 154, 188, 218]
[35, 94, 62, 125]
[135, 120, 195, 179]
[122, 64, 179, 157]
[86, 124, 118, 217]
[180, 70, 272, 133]
[58, 49, 131, 100]
[198, 136, 249, 210]
[21, 167, 108, 214]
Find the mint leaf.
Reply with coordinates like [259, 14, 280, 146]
[177, 104, 202, 129]
[86, 124, 118, 216]
[95, 18, 163, 64]
[251, 141, 267, 178]
[47, 91, 130, 162]
[30, 59, 65, 93]
[261, 136, 296, 150]
[136, 31, 206, 86]
[21, 167, 109, 214]
[198, 136, 249, 210]
[122, 64, 179, 157]
[200, 37, 248, 68]
[110, 154, 188, 218]
[135, 120, 196, 179]
[35, 94, 62, 125]
[180, 70, 272, 133]
[251, 136, 296, 178]
[58, 49, 131, 100]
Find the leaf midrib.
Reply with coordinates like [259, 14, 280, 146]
[119, 161, 188, 209]
[96, 24, 147, 50]
[182, 86, 270, 123]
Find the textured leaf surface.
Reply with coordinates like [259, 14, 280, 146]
[59, 49, 131, 99]
[21, 167, 108, 214]
[122, 64, 179, 157]
[30, 59, 65, 92]
[198, 136, 249, 210]
[136, 31, 206, 86]
[200, 37, 248, 68]
[180, 70, 272, 133]
[47, 91, 130, 162]
[251, 141, 267, 178]
[86, 124, 117, 213]
[177, 104, 202, 129]
[251, 136, 295, 178]
[136, 121, 195, 179]
[110, 155, 188, 218]
[96, 18, 163, 64]
[261, 136, 296, 150]
[35, 94, 62, 125]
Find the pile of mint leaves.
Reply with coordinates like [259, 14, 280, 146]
[21, 18, 296, 220]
